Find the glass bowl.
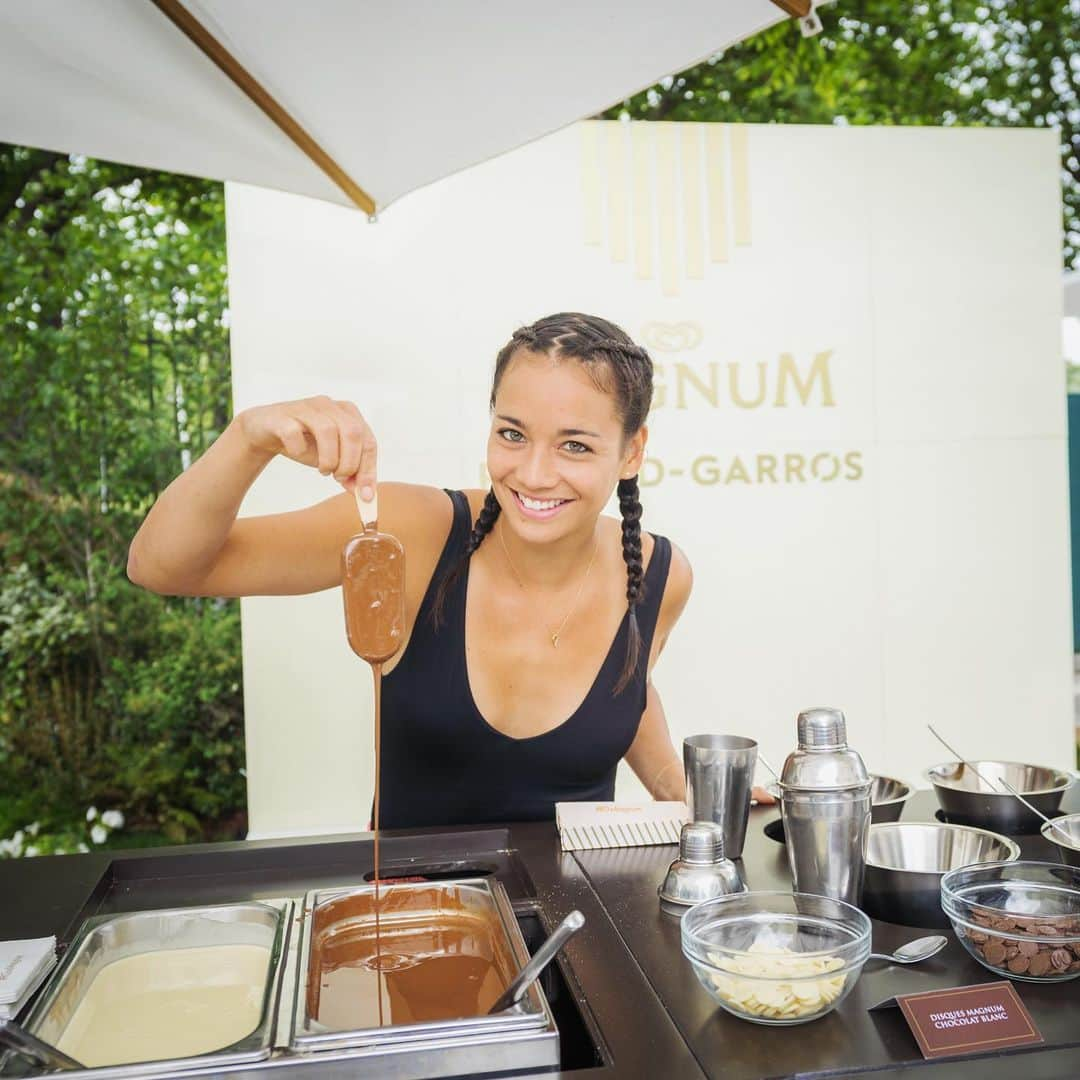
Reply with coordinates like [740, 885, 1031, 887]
[680, 892, 871, 1025]
[941, 861, 1080, 982]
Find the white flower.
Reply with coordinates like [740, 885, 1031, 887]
[77, 843, 89, 853]
[101, 810, 124, 830]
[12, 830, 23, 846]
[86, 806, 98, 822]
[26, 822, 40, 837]
[25, 846, 39, 857]
[90, 824, 107, 845]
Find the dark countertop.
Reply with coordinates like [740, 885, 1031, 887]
[1, 790, 1079, 1079]
[575, 789, 1080, 1079]
[0, 824, 701, 1080]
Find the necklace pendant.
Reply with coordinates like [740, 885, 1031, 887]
[551, 633, 560, 648]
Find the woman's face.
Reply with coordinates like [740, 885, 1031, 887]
[487, 351, 645, 541]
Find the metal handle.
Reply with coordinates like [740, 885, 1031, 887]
[0, 1017, 83, 1071]
[488, 910, 585, 1014]
[997, 777, 1076, 843]
[926, 725, 999, 790]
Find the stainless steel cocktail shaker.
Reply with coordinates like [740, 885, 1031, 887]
[779, 707, 872, 905]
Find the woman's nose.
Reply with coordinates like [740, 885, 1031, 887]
[518, 446, 558, 490]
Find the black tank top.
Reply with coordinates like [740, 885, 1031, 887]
[379, 490, 672, 828]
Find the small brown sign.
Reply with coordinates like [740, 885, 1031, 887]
[896, 981, 1043, 1059]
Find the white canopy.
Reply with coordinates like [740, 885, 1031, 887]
[0, 0, 805, 214]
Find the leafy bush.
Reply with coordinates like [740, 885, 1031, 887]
[0, 145, 245, 850]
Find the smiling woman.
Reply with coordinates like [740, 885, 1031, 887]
[127, 313, 763, 828]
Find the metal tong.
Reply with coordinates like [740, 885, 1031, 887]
[488, 910, 584, 1014]
[0, 1017, 83, 1071]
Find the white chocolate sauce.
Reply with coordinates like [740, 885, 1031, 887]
[56, 944, 269, 1067]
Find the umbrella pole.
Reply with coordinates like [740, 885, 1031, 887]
[149, 0, 376, 215]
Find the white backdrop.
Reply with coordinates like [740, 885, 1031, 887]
[225, 121, 1072, 840]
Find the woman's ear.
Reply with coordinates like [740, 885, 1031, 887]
[621, 425, 648, 479]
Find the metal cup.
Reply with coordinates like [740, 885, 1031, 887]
[780, 785, 872, 905]
[683, 734, 757, 859]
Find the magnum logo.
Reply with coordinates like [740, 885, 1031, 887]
[639, 327, 863, 488]
[654, 350, 835, 411]
[580, 121, 752, 297]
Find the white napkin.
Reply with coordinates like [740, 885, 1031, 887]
[556, 801, 688, 850]
[0, 936, 57, 1016]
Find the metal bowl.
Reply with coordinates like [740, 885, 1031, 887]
[926, 760, 1072, 834]
[1042, 814, 1080, 869]
[861, 823, 1021, 928]
[867, 775, 913, 823]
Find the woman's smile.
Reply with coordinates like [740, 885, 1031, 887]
[511, 488, 572, 520]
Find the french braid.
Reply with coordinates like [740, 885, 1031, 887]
[614, 475, 646, 694]
[430, 488, 501, 629]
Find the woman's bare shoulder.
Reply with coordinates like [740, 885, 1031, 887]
[652, 538, 692, 661]
[662, 540, 693, 611]
[460, 487, 488, 523]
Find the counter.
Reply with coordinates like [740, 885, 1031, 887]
[1, 790, 1079, 1079]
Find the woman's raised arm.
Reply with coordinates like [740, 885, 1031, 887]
[127, 395, 378, 597]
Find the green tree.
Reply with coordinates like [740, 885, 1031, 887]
[0, 146, 244, 845]
[604, 0, 1080, 268]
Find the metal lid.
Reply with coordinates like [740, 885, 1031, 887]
[680, 821, 725, 864]
[797, 707, 847, 750]
[658, 823, 745, 911]
[780, 707, 871, 792]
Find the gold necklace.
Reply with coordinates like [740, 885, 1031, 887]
[497, 524, 599, 648]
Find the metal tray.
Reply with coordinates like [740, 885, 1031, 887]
[291, 878, 558, 1072]
[12, 899, 292, 1079]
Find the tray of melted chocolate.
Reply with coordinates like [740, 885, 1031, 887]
[291, 878, 558, 1067]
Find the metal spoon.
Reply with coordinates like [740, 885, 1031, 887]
[926, 725, 999, 791]
[0, 1017, 83, 1071]
[488, 910, 584, 1013]
[996, 777, 1076, 845]
[866, 935, 948, 966]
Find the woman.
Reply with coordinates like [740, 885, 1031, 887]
[129, 312, 768, 826]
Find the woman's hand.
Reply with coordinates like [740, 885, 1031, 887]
[752, 785, 776, 806]
[238, 396, 378, 498]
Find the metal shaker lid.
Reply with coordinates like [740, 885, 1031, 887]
[680, 821, 726, 864]
[780, 707, 871, 791]
[658, 822, 745, 910]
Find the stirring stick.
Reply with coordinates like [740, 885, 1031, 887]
[757, 752, 781, 785]
[996, 776, 1076, 844]
[926, 725, 1000, 791]
[756, 751, 783, 803]
[355, 485, 377, 529]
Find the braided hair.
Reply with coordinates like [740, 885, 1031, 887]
[432, 313, 653, 695]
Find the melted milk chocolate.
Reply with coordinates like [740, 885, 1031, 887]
[307, 888, 514, 1029]
[341, 522, 406, 1021]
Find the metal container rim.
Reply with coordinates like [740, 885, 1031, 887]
[18, 898, 292, 1077]
[865, 822, 1021, 875]
[924, 761, 1074, 796]
[684, 733, 758, 752]
[1041, 815, 1080, 852]
[870, 775, 914, 806]
[291, 877, 550, 1052]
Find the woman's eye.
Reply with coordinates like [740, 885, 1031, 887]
[563, 440, 591, 454]
[497, 428, 525, 443]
